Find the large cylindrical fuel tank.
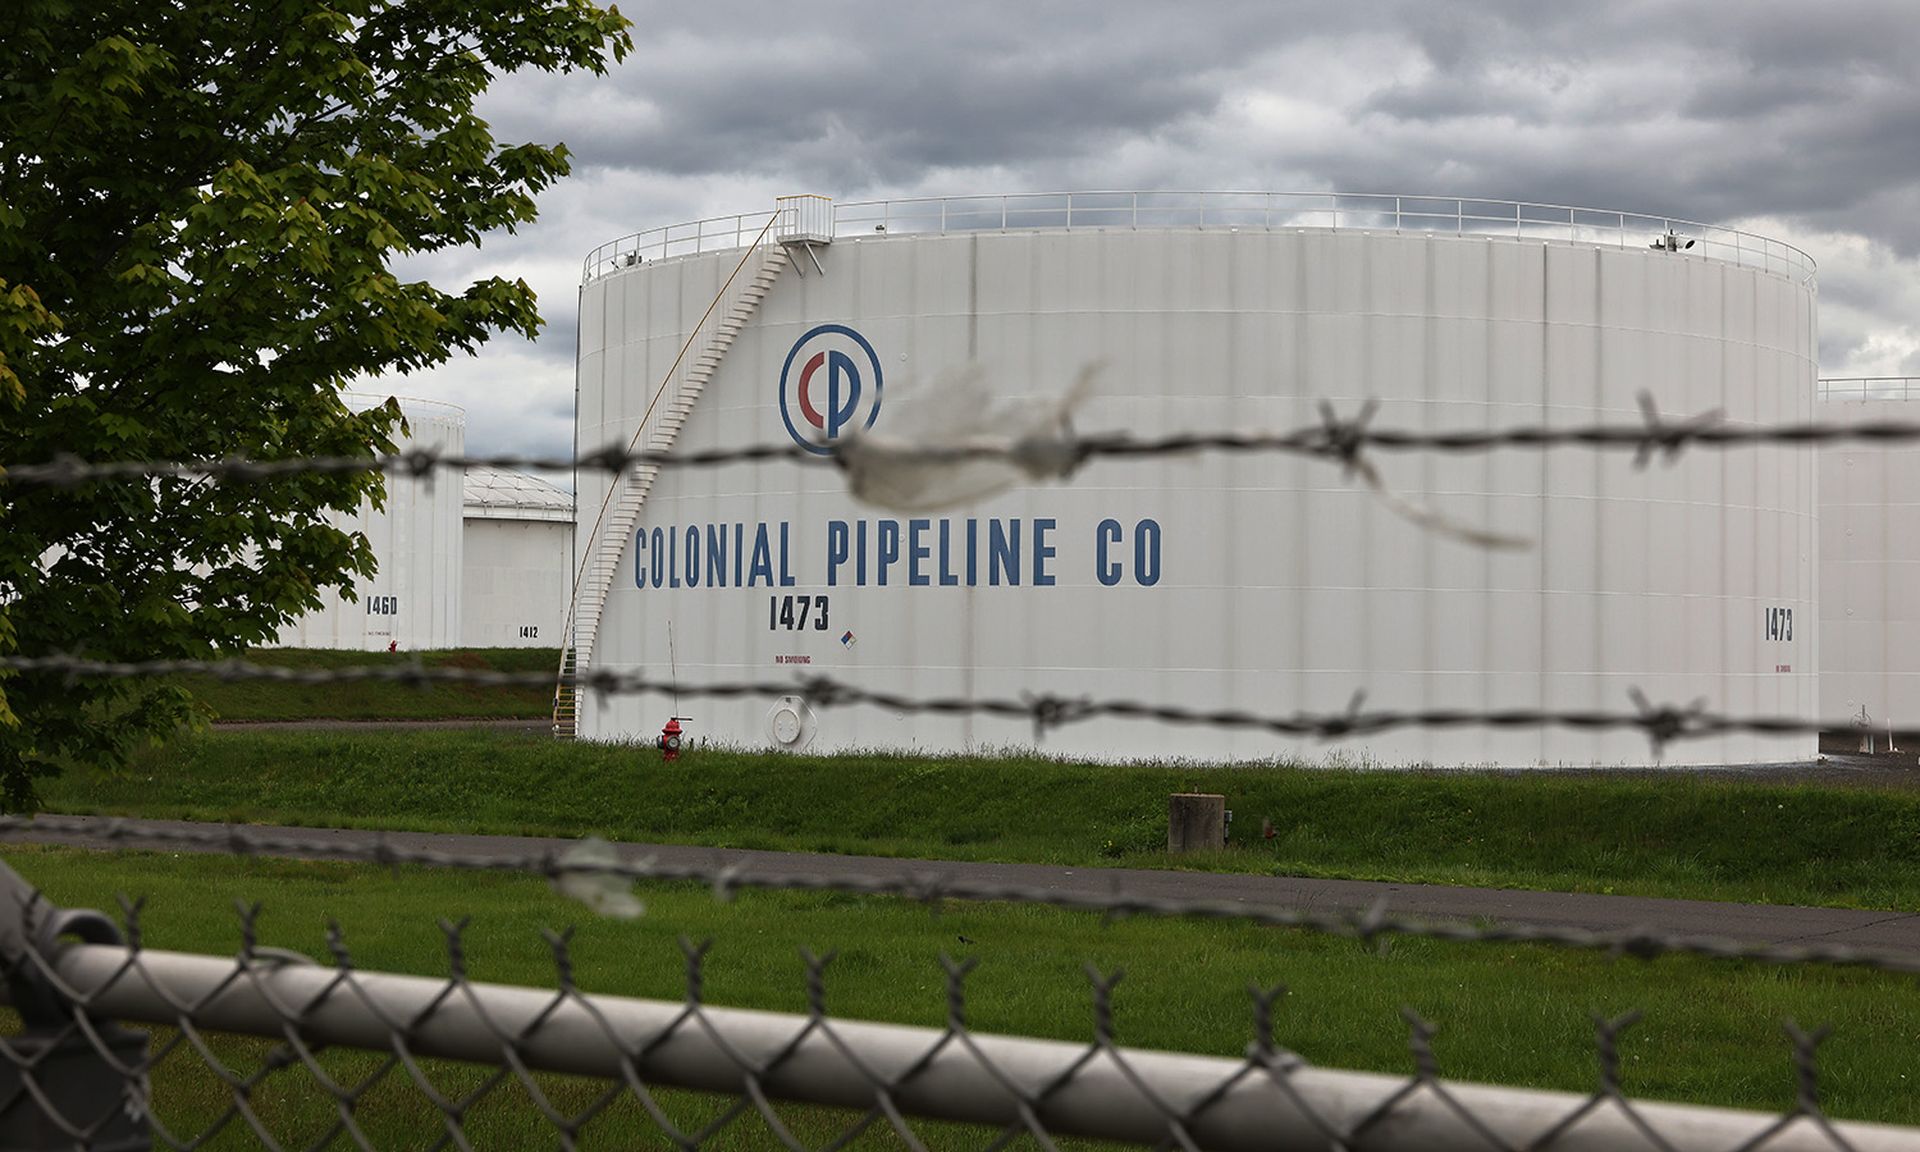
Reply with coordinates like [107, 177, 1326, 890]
[576, 194, 1818, 767]
[462, 466, 574, 648]
[275, 394, 465, 651]
[1818, 379, 1920, 736]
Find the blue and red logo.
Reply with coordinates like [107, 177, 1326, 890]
[778, 323, 883, 454]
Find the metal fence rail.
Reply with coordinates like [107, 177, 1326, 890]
[0, 859, 1907, 1152]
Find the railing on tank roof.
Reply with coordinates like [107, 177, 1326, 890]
[581, 210, 778, 280]
[1819, 377, 1920, 401]
[578, 196, 826, 281]
[583, 191, 1817, 285]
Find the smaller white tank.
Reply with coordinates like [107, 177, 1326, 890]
[1818, 378, 1920, 734]
[275, 395, 465, 650]
[462, 467, 573, 648]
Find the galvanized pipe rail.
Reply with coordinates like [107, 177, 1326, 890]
[7, 937, 1911, 1152]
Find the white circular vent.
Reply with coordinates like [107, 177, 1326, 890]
[766, 696, 817, 751]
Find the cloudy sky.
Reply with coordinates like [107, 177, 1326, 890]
[389, 0, 1920, 458]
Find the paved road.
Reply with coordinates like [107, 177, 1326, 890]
[14, 815, 1920, 956]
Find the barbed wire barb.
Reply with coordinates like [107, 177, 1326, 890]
[1634, 391, 1725, 469]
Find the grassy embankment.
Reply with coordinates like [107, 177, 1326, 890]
[176, 647, 557, 721]
[13, 844, 1920, 1141]
[45, 727, 1920, 910]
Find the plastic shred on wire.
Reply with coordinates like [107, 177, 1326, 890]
[834, 362, 1097, 513]
[551, 838, 645, 920]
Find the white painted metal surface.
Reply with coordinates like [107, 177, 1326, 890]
[274, 395, 465, 651]
[1818, 384, 1920, 734]
[463, 467, 572, 649]
[577, 203, 1818, 767]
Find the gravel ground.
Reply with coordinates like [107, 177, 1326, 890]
[1717, 750, 1920, 789]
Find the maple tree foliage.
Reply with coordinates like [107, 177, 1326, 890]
[0, 0, 631, 807]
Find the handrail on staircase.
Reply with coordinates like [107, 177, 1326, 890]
[552, 212, 786, 736]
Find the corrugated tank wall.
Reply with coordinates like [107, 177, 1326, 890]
[463, 518, 573, 648]
[275, 398, 465, 651]
[577, 227, 1817, 766]
[1819, 395, 1920, 732]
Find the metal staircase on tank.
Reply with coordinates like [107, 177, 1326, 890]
[553, 198, 831, 739]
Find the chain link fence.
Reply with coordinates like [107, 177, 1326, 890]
[5, 850, 1918, 1152]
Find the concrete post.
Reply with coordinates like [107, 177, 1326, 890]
[1168, 794, 1226, 853]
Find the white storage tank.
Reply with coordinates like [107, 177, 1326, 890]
[572, 193, 1819, 767]
[275, 394, 465, 650]
[1817, 378, 1920, 736]
[463, 467, 573, 648]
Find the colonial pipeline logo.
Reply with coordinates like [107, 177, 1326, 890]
[778, 323, 883, 455]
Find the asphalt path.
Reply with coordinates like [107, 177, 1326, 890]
[13, 815, 1920, 956]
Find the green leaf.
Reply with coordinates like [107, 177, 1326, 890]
[0, 0, 632, 810]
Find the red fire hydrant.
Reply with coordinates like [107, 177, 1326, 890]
[656, 717, 688, 761]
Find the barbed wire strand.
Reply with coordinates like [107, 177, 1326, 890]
[3, 815, 1917, 982]
[2, 394, 1913, 491]
[0, 654, 1854, 754]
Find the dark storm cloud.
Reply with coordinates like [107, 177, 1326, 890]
[416, 0, 1920, 453]
[1334, 0, 1920, 250]
[478, 0, 1920, 252]
[485, 1, 1303, 183]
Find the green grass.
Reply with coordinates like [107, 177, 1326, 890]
[176, 648, 558, 721]
[43, 728, 1920, 910]
[12, 844, 1920, 1145]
